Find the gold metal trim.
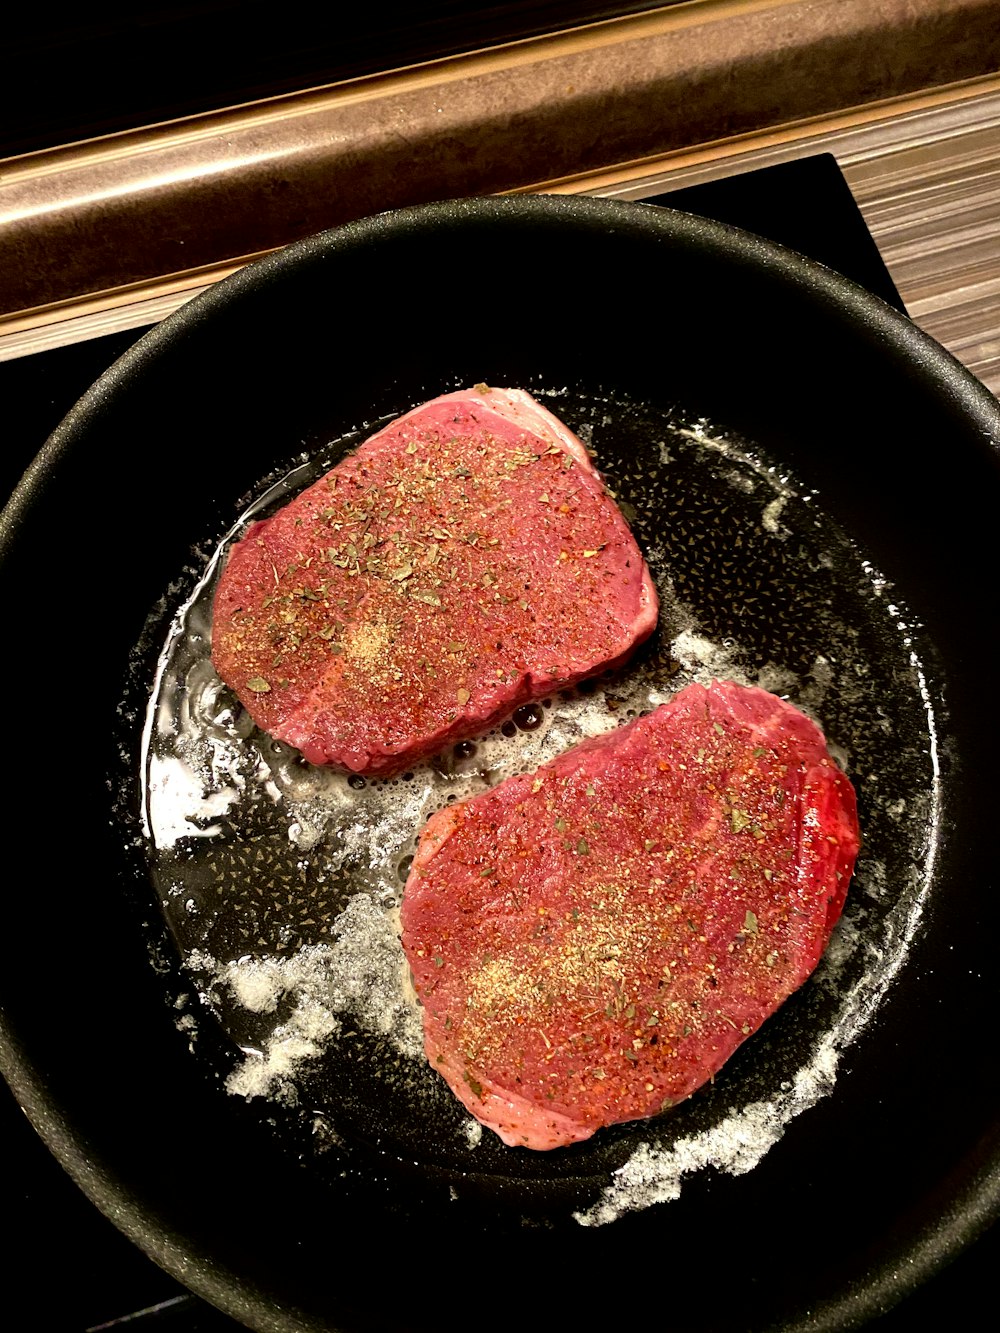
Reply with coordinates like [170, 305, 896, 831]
[0, 258, 262, 360]
[2, 1, 812, 174]
[529, 73, 1000, 195]
[2, 0, 997, 326]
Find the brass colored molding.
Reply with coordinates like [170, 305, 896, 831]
[533, 73, 1000, 194]
[1, 0, 999, 321]
[0, 257, 263, 360]
[3, 76, 1000, 375]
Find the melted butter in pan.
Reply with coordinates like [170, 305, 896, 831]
[141, 388, 937, 1210]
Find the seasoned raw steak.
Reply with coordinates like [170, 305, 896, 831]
[212, 387, 657, 775]
[400, 680, 860, 1150]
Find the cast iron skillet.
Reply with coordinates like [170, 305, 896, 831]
[1, 196, 999, 1331]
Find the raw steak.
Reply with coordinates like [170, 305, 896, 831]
[212, 387, 658, 775]
[400, 680, 860, 1150]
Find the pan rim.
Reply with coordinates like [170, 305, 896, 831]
[2, 191, 999, 1331]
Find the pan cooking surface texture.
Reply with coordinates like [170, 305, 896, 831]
[141, 383, 935, 1219]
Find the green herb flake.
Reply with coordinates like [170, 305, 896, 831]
[576, 838, 589, 856]
[730, 808, 752, 834]
[246, 676, 271, 694]
[744, 909, 759, 935]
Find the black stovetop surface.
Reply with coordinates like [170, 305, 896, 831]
[2, 155, 995, 1330]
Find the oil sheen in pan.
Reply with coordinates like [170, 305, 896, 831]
[141, 387, 938, 1224]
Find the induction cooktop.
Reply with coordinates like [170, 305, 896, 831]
[1, 153, 992, 1332]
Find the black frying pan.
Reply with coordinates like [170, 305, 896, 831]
[2, 196, 999, 1331]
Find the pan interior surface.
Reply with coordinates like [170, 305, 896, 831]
[143, 385, 933, 1207]
[2, 196, 999, 1333]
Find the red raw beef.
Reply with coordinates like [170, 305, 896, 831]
[400, 680, 860, 1150]
[211, 387, 657, 775]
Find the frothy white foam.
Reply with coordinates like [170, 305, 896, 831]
[576, 1041, 840, 1225]
[190, 893, 424, 1101]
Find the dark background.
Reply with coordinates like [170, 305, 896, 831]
[3, 3, 684, 158]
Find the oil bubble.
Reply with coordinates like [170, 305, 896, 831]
[512, 703, 544, 731]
